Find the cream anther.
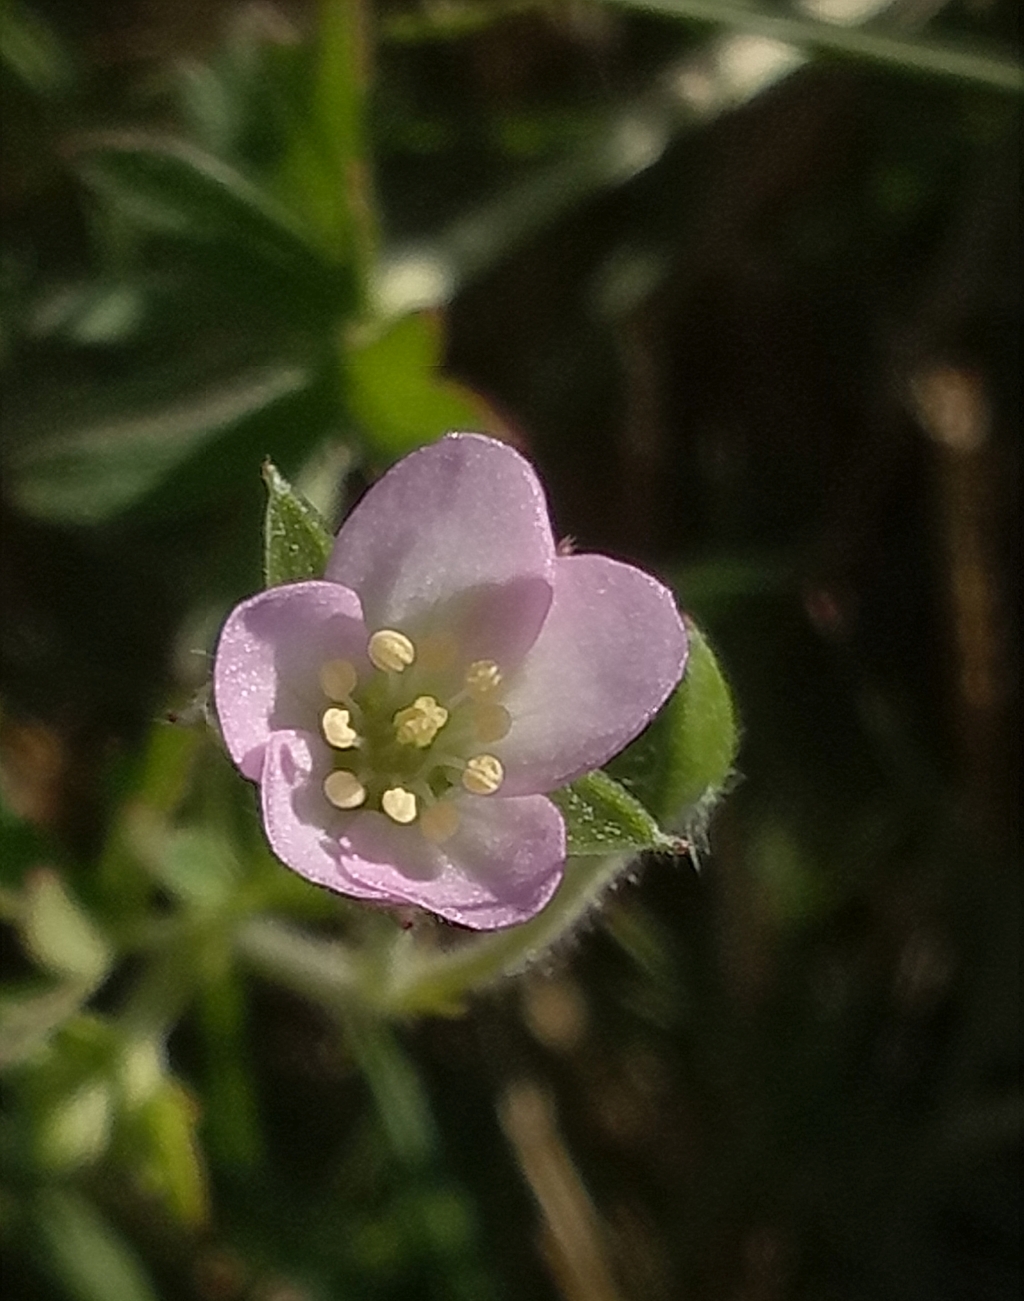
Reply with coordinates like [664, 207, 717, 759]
[393, 695, 449, 748]
[420, 801, 460, 844]
[382, 786, 418, 824]
[472, 702, 511, 743]
[462, 754, 504, 795]
[322, 707, 359, 749]
[465, 660, 502, 698]
[368, 629, 416, 673]
[323, 770, 367, 810]
[319, 658, 357, 700]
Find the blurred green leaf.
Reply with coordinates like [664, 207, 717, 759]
[0, 0, 76, 95]
[22, 870, 112, 986]
[0, 982, 92, 1071]
[128, 817, 239, 911]
[131, 1080, 209, 1225]
[34, 1188, 159, 1301]
[37, 1079, 113, 1169]
[608, 620, 739, 829]
[550, 770, 673, 857]
[603, 0, 1024, 94]
[276, 0, 373, 268]
[262, 458, 333, 586]
[7, 359, 311, 523]
[345, 312, 500, 457]
[75, 133, 335, 267]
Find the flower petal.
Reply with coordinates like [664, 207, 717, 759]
[326, 434, 556, 636]
[339, 795, 566, 929]
[496, 554, 688, 795]
[214, 582, 367, 779]
[260, 730, 393, 901]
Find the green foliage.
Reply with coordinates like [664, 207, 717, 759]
[346, 312, 504, 457]
[33, 1188, 159, 1301]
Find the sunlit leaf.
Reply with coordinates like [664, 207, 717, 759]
[345, 312, 503, 457]
[550, 770, 673, 857]
[37, 1079, 113, 1169]
[22, 870, 111, 986]
[7, 360, 312, 523]
[262, 458, 333, 586]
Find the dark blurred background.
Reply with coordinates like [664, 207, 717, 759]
[1, 2, 1020, 1299]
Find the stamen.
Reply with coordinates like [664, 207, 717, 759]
[322, 707, 359, 749]
[368, 629, 416, 673]
[465, 660, 502, 698]
[417, 631, 459, 673]
[462, 754, 504, 795]
[382, 786, 418, 824]
[420, 801, 460, 844]
[472, 702, 512, 743]
[323, 770, 367, 810]
[393, 695, 449, 748]
[319, 658, 358, 701]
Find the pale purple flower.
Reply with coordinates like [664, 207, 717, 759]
[213, 434, 687, 929]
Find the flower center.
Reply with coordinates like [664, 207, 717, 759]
[318, 629, 510, 841]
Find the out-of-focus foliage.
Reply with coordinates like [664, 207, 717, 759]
[1, 1, 1020, 1299]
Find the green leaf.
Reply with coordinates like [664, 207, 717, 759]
[22, 870, 112, 986]
[0, 0, 76, 95]
[608, 619, 739, 829]
[33, 1189, 160, 1301]
[7, 360, 312, 523]
[131, 1081, 209, 1225]
[275, 0, 373, 266]
[602, 0, 1024, 95]
[0, 982, 92, 1071]
[75, 133, 336, 267]
[262, 458, 333, 586]
[345, 312, 503, 457]
[127, 816, 239, 911]
[550, 770, 672, 857]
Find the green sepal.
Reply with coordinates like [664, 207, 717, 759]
[550, 769, 676, 857]
[608, 619, 739, 829]
[262, 459, 333, 587]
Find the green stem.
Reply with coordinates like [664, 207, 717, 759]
[379, 853, 633, 1016]
[234, 916, 360, 1010]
